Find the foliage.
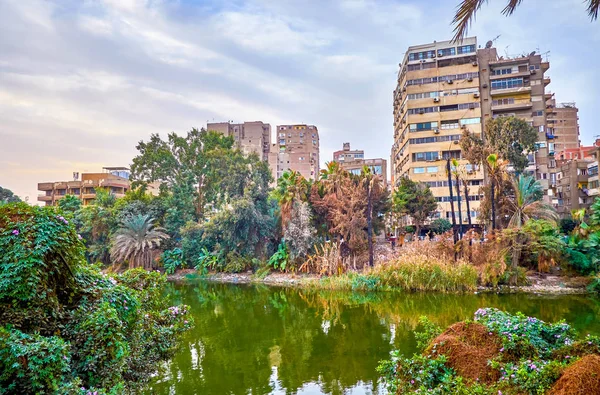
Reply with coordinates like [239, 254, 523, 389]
[268, 242, 289, 271]
[0, 186, 21, 204]
[162, 248, 185, 275]
[284, 200, 316, 263]
[379, 308, 592, 395]
[194, 247, 222, 274]
[271, 170, 311, 228]
[430, 218, 452, 234]
[393, 177, 437, 235]
[110, 214, 169, 270]
[58, 194, 82, 213]
[559, 218, 578, 234]
[0, 203, 192, 393]
[507, 175, 557, 228]
[301, 242, 346, 276]
[414, 316, 443, 352]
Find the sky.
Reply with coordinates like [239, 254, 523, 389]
[1, 0, 599, 203]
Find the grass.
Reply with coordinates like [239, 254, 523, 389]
[312, 254, 478, 293]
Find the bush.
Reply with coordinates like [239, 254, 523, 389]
[430, 218, 452, 235]
[0, 203, 193, 393]
[161, 248, 185, 274]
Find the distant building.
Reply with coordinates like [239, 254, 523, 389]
[545, 99, 580, 152]
[588, 145, 599, 198]
[333, 143, 387, 185]
[555, 160, 594, 217]
[207, 121, 271, 161]
[38, 167, 131, 206]
[268, 124, 320, 181]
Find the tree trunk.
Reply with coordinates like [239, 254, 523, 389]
[464, 181, 472, 227]
[491, 179, 496, 232]
[511, 233, 524, 285]
[366, 180, 374, 267]
[455, 173, 463, 240]
[446, 159, 457, 246]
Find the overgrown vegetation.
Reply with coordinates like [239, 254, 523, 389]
[378, 308, 600, 394]
[0, 203, 192, 393]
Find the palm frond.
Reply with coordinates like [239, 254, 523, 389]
[588, 0, 600, 19]
[452, 0, 487, 42]
[502, 0, 523, 15]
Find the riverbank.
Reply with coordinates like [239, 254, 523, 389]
[167, 270, 592, 294]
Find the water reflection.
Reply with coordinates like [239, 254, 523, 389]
[149, 282, 600, 395]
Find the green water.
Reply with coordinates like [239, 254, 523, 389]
[148, 281, 600, 395]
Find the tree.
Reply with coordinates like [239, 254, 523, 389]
[361, 166, 387, 267]
[452, 0, 599, 40]
[393, 178, 437, 237]
[57, 194, 81, 213]
[110, 214, 169, 270]
[285, 201, 316, 263]
[271, 170, 310, 228]
[0, 187, 21, 204]
[430, 218, 452, 234]
[130, 129, 245, 225]
[78, 188, 118, 264]
[486, 117, 537, 174]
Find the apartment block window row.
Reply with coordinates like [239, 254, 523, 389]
[441, 120, 459, 129]
[407, 87, 480, 101]
[424, 180, 482, 188]
[407, 62, 436, 71]
[457, 44, 476, 54]
[442, 150, 462, 160]
[437, 47, 455, 57]
[408, 106, 438, 115]
[408, 102, 479, 115]
[409, 122, 438, 132]
[409, 134, 461, 145]
[491, 67, 514, 76]
[589, 165, 598, 176]
[412, 151, 440, 162]
[406, 72, 479, 86]
[492, 98, 516, 106]
[533, 110, 544, 116]
[408, 50, 435, 61]
[461, 117, 480, 125]
[436, 195, 483, 203]
[490, 77, 524, 90]
[413, 166, 439, 174]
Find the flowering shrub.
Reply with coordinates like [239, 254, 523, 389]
[0, 203, 193, 393]
[379, 308, 599, 395]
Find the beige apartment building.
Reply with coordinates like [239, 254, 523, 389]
[38, 167, 131, 206]
[333, 143, 387, 186]
[391, 37, 485, 223]
[207, 121, 271, 161]
[268, 124, 320, 181]
[545, 99, 580, 152]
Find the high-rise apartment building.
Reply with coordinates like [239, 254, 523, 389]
[333, 143, 387, 185]
[38, 167, 131, 206]
[268, 124, 320, 181]
[545, 99, 580, 151]
[392, 37, 485, 223]
[207, 121, 271, 161]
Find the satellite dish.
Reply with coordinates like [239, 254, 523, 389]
[529, 51, 536, 56]
[485, 40, 493, 49]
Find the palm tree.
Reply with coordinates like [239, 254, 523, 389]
[110, 214, 169, 270]
[507, 175, 558, 228]
[319, 161, 347, 197]
[271, 170, 309, 228]
[452, 0, 599, 40]
[504, 175, 558, 284]
[361, 166, 384, 267]
[451, 159, 464, 239]
[487, 154, 499, 231]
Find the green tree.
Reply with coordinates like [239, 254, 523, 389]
[0, 186, 21, 204]
[430, 218, 452, 234]
[393, 178, 437, 237]
[57, 194, 82, 214]
[271, 170, 310, 228]
[485, 117, 537, 174]
[361, 166, 388, 266]
[110, 214, 169, 270]
[452, 0, 599, 40]
[77, 188, 118, 264]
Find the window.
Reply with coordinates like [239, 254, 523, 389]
[437, 47, 456, 57]
[529, 65, 540, 70]
[408, 106, 438, 115]
[407, 91, 439, 100]
[408, 50, 436, 61]
[412, 151, 440, 162]
[440, 104, 458, 112]
[532, 110, 544, 116]
[589, 165, 598, 176]
[442, 150, 461, 160]
[427, 166, 438, 173]
[414, 167, 425, 174]
[460, 117, 480, 125]
[491, 67, 513, 76]
[438, 135, 461, 142]
[457, 44, 476, 54]
[492, 98, 515, 106]
[531, 80, 541, 86]
[490, 77, 524, 90]
[441, 120, 459, 129]
[409, 122, 438, 132]
[535, 141, 547, 149]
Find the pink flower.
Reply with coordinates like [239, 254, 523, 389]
[11, 229, 19, 236]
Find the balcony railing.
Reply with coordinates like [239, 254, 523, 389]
[491, 99, 533, 111]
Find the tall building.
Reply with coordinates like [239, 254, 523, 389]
[333, 143, 387, 185]
[545, 99, 580, 151]
[38, 167, 131, 206]
[391, 37, 485, 223]
[207, 121, 271, 161]
[477, 45, 552, 193]
[268, 124, 320, 181]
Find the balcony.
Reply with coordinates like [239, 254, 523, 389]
[38, 182, 54, 191]
[543, 77, 551, 86]
[490, 85, 531, 96]
[37, 195, 53, 202]
[491, 99, 533, 112]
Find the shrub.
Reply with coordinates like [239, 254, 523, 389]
[268, 242, 289, 271]
[161, 248, 185, 274]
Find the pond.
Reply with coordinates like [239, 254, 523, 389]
[149, 281, 600, 395]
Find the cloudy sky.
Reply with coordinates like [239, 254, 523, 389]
[1, 0, 598, 202]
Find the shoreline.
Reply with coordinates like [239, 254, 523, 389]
[167, 270, 592, 295]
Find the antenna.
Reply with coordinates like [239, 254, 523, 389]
[504, 45, 510, 58]
[485, 35, 501, 48]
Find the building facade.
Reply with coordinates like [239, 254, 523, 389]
[391, 37, 485, 223]
[545, 100, 580, 152]
[555, 160, 594, 216]
[268, 124, 320, 181]
[38, 167, 130, 206]
[207, 121, 271, 161]
[333, 143, 387, 185]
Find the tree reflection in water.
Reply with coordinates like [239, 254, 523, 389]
[149, 282, 600, 395]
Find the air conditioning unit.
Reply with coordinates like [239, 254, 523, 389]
[433, 97, 440, 103]
[453, 140, 459, 145]
[438, 53, 444, 57]
[467, 77, 473, 82]
[474, 92, 480, 98]
[461, 124, 467, 130]
[469, 104, 475, 110]
[402, 87, 407, 92]
[419, 109, 425, 114]
[447, 79, 454, 84]
[530, 69, 537, 74]
[433, 128, 440, 134]
[482, 83, 488, 88]
[472, 61, 478, 67]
